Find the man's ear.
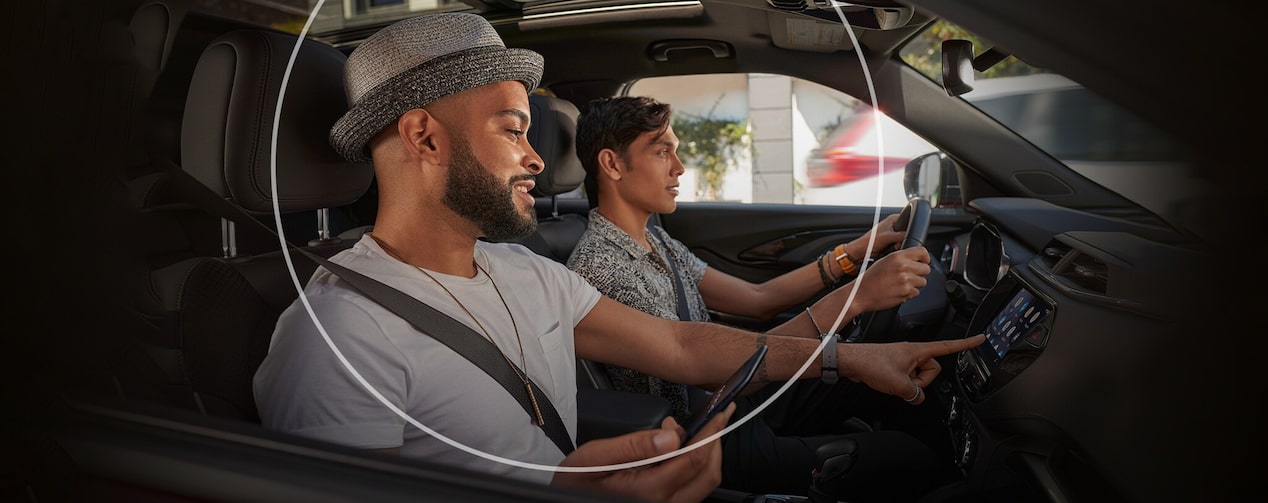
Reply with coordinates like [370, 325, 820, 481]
[597, 148, 623, 181]
[397, 108, 444, 164]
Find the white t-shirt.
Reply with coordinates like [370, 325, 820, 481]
[253, 235, 602, 484]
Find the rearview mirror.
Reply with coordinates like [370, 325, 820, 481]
[942, 39, 975, 97]
[903, 152, 961, 208]
[941, 39, 1013, 97]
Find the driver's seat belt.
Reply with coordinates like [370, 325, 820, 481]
[647, 216, 694, 322]
[167, 170, 576, 455]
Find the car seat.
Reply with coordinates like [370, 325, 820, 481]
[123, 27, 371, 422]
[515, 94, 590, 264]
[505, 95, 618, 392]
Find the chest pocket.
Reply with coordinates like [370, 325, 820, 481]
[533, 321, 574, 419]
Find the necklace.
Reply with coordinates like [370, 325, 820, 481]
[369, 234, 545, 426]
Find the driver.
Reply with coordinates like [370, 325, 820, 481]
[567, 96, 947, 498]
[254, 13, 984, 503]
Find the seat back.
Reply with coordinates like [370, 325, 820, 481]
[513, 95, 616, 390]
[125, 27, 370, 422]
[515, 95, 590, 264]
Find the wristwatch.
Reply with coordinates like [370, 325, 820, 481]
[820, 332, 839, 384]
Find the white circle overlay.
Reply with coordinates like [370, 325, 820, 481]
[271, 0, 891, 474]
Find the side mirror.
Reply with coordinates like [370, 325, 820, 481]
[903, 152, 961, 208]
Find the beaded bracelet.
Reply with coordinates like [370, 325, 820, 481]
[816, 251, 835, 288]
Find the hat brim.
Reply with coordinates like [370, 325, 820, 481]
[330, 46, 543, 164]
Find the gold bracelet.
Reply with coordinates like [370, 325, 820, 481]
[833, 244, 858, 276]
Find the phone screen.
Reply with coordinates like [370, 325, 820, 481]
[682, 345, 769, 439]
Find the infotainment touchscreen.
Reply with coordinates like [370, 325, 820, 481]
[976, 287, 1050, 369]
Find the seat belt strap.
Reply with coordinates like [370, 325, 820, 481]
[646, 216, 695, 322]
[166, 170, 575, 455]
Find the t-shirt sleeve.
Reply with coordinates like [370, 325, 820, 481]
[548, 257, 603, 327]
[504, 241, 603, 328]
[254, 293, 411, 449]
[659, 226, 708, 286]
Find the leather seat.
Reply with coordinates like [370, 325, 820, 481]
[508, 95, 616, 391]
[515, 94, 590, 264]
[124, 27, 371, 421]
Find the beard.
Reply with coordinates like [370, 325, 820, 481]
[442, 136, 538, 241]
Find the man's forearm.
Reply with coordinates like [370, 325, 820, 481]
[765, 284, 866, 338]
[665, 321, 829, 386]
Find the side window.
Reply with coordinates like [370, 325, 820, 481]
[627, 73, 934, 208]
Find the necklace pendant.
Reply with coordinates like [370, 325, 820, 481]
[525, 382, 545, 426]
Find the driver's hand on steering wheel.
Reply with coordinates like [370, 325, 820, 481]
[854, 246, 931, 312]
[845, 214, 905, 260]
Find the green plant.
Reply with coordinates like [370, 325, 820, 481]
[672, 96, 751, 200]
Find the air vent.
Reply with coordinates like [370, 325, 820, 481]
[1046, 244, 1108, 294]
[766, 0, 807, 11]
[1039, 242, 1069, 269]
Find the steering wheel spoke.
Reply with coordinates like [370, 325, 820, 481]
[848, 198, 932, 343]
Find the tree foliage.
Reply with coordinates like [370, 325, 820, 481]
[673, 104, 751, 201]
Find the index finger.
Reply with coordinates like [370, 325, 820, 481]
[919, 334, 986, 358]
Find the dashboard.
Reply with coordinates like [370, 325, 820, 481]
[957, 272, 1055, 401]
[928, 198, 1216, 502]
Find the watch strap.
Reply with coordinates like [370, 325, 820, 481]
[820, 332, 839, 384]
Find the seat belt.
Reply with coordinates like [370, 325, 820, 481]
[166, 170, 576, 455]
[646, 216, 712, 411]
[646, 216, 694, 322]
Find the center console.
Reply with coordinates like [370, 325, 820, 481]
[948, 271, 1055, 468]
[956, 271, 1054, 400]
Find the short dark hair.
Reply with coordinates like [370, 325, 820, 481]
[575, 96, 672, 205]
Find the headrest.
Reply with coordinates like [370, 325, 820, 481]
[180, 29, 372, 214]
[527, 95, 586, 197]
[130, 1, 187, 76]
[128, 1, 189, 168]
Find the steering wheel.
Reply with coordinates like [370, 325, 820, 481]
[843, 197, 932, 343]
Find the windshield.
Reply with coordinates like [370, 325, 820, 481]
[899, 20, 1200, 230]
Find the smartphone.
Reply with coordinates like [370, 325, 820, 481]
[682, 345, 769, 439]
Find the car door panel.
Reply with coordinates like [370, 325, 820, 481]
[663, 203, 975, 281]
[660, 202, 975, 330]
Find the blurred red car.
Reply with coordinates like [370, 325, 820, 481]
[806, 110, 919, 187]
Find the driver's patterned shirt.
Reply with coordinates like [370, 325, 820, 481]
[566, 209, 709, 422]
